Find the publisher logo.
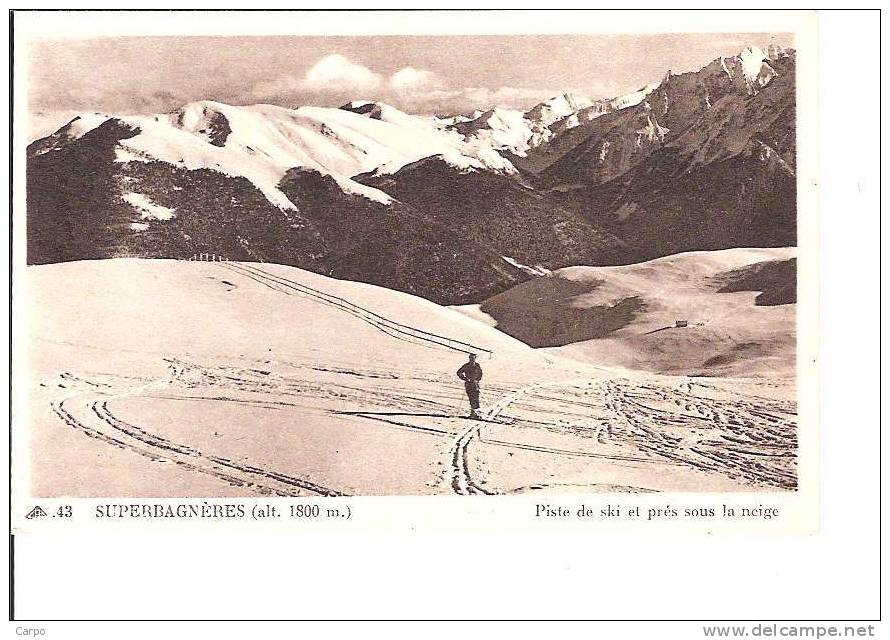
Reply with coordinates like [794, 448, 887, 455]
[25, 506, 48, 519]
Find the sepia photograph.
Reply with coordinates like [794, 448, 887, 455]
[9, 6, 885, 630]
[19, 24, 805, 499]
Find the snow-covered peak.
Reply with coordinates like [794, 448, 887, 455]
[337, 100, 413, 124]
[30, 112, 119, 156]
[526, 92, 594, 126]
[171, 99, 230, 122]
[607, 82, 660, 111]
[452, 107, 535, 156]
[432, 114, 470, 127]
[479, 107, 527, 129]
[167, 101, 234, 146]
[453, 80, 666, 158]
[33, 112, 115, 146]
[40, 99, 522, 210]
[766, 43, 791, 61]
[342, 100, 374, 109]
[716, 47, 780, 95]
[61, 112, 113, 139]
[739, 46, 769, 75]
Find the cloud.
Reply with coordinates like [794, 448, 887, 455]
[303, 54, 383, 92]
[389, 67, 440, 92]
[251, 54, 383, 100]
[248, 54, 562, 115]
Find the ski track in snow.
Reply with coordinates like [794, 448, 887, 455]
[51, 366, 348, 497]
[41, 264, 797, 496]
[46, 356, 797, 495]
[219, 262, 490, 357]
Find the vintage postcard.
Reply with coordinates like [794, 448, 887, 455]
[11, 10, 819, 535]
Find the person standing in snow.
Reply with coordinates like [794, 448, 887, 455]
[457, 353, 483, 419]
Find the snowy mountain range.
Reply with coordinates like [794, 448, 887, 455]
[27, 46, 796, 304]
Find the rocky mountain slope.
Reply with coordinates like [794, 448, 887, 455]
[531, 46, 797, 258]
[452, 86, 658, 165]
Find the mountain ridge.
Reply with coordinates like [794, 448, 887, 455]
[26, 45, 797, 304]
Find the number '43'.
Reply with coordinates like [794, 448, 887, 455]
[56, 506, 72, 518]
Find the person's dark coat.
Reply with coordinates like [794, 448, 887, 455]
[457, 361, 483, 383]
[457, 360, 483, 411]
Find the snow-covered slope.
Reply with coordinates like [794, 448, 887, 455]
[26, 259, 545, 497]
[466, 248, 796, 377]
[37, 100, 517, 209]
[28, 259, 796, 497]
[31, 259, 534, 364]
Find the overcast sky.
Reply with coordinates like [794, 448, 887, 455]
[28, 33, 794, 117]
